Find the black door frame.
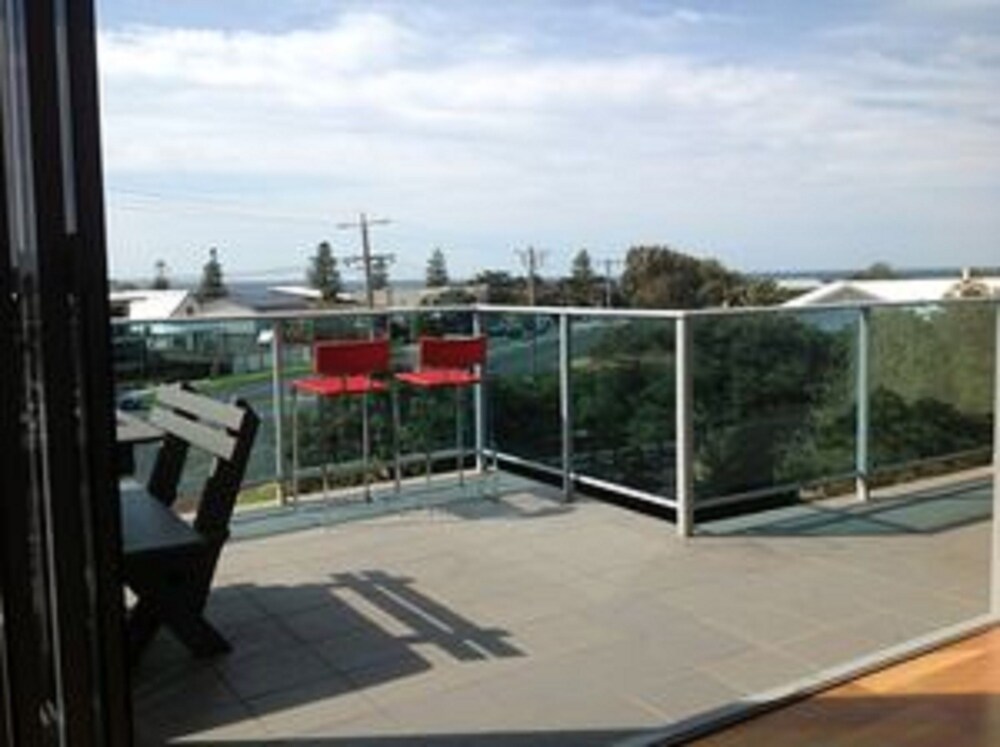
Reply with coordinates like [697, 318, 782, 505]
[1, 0, 130, 743]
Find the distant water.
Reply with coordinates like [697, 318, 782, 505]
[128, 265, 996, 306]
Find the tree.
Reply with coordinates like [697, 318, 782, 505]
[621, 245, 742, 309]
[425, 247, 450, 288]
[471, 270, 525, 304]
[197, 247, 227, 301]
[851, 261, 896, 280]
[618, 245, 795, 309]
[730, 278, 799, 306]
[569, 249, 597, 306]
[420, 287, 476, 306]
[306, 241, 342, 303]
[151, 259, 170, 290]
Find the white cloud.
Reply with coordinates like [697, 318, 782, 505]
[98, 6, 1000, 277]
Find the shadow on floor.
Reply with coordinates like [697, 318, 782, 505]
[700, 479, 993, 538]
[330, 570, 521, 661]
[133, 570, 524, 742]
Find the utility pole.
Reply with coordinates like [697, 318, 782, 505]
[516, 246, 547, 306]
[337, 212, 393, 309]
[516, 246, 547, 379]
[599, 258, 622, 308]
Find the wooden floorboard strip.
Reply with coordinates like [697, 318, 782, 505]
[690, 626, 1000, 747]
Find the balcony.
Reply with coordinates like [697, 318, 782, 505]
[118, 300, 999, 745]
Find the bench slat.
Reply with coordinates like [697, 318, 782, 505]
[156, 384, 246, 431]
[149, 407, 237, 460]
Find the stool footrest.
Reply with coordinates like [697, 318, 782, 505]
[396, 370, 480, 388]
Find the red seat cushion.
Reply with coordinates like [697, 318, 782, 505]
[292, 375, 388, 397]
[395, 369, 481, 389]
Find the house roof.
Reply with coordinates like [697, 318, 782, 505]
[784, 276, 1000, 307]
[109, 289, 192, 320]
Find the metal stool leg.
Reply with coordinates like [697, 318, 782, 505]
[392, 384, 401, 496]
[291, 387, 299, 505]
[323, 400, 332, 511]
[362, 391, 371, 502]
[321, 461, 330, 520]
[456, 386, 464, 488]
[423, 390, 432, 483]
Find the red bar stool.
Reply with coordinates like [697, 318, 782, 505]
[395, 335, 487, 488]
[291, 338, 391, 503]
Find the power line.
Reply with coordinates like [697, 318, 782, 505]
[337, 212, 393, 309]
[107, 188, 332, 225]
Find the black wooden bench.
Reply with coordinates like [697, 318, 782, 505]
[120, 383, 259, 661]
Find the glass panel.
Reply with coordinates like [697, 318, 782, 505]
[691, 308, 857, 502]
[113, 317, 280, 503]
[484, 311, 561, 469]
[869, 302, 996, 473]
[571, 316, 676, 496]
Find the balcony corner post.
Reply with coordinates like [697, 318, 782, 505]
[559, 312, 574, 502]
[676, 314, 695, 537]
[271, 319, 288, 504]
[856, 307, 871, 503]
[473, 310, 486, 473]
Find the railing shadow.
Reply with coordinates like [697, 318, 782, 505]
[330, 570, 521, 662]
[700, 479, 993, 537]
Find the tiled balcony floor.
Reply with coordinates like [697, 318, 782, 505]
[132, 474, 993, 745]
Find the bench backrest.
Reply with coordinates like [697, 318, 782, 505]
[146, 383, 259, 542]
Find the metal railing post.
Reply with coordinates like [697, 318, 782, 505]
[991, 303, 1000, 615]
[675, 315, 694, 537]
[856, 308, 871, 502]
[559, 312, 574, 502]
[271, 320, 288, 504]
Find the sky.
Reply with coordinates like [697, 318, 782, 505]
[96, 0, 1000, 282]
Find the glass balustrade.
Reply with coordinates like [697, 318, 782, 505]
[111, 299, 998, 534]
[690, 307, 858, 506]
[869, 302, 996, 476]
[481, 311, 563, 472]
[570, 315, 677, 499]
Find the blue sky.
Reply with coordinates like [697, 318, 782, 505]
[97, 1, 1000, 281]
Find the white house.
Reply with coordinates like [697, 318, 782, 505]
[784, 271, 1000, 307]
[109, 289, 197, 320]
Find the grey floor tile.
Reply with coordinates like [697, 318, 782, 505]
[697, 646, 814, 695]
[214, 644, 338, 701]
[247, 679, 380, 738]
[631, 670, 745, 722]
